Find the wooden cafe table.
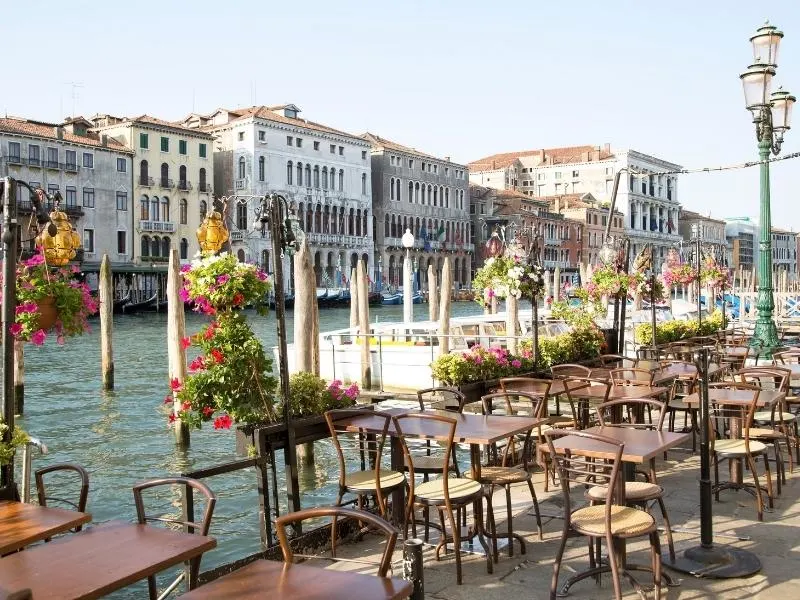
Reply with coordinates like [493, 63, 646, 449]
[0, 500, 91, 554]
[181, 558, 412, 600]
[548, 426, 691, 595]
[0, 521, 216, 599]
[547, 380, 668, 427]
[335, 408, 547, 561]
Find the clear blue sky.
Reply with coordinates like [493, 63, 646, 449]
[4, 1, 800, 229]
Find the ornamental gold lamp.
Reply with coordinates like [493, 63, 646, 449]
[197, 200, 229, 254]
[34, 191, 81, 266]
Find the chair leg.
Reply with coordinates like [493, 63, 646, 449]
[650, 532, 663, 600]
[331, 489, 344, 558]
[147, 575, 158, 600]
[745, 455, 764, 521]
[762, 453, 774, 509]
[448, 506, 463, 585]
[550, 522, 570, 600]
[503, 485, 515, 557]
[606, 534, 624, 600]
[656, 496, 676, 562]
[527, 478, 543, 540]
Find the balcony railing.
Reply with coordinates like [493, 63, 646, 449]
[306, 232, 370, 248]
[27, 157, 41, 167]
[177, 180, 192, 191]
[160, 178, 174, 189]
[235, 179, 247, 190]
[140, 220, 176, 233]
[7, 156, 22, 165]
[45, 160, 60, 169]
[230, 230, 244, 242]
[139, 176, 154, 187]
[198, 183, 212, 193]
[65, 163, 78, 172]
[16, 200, 84, 217]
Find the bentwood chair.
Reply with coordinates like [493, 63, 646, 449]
[35, 463, 90, 539]
[412, 387, 467, 478]
[325, 409, 406, 555]
[598, 354, 637, 368]
[394, 412, 493, 585]
[593, 398, 676, 561]
[276, 506, 399, 577]
[660, 360, 700, 452]
[132, 477, 216, 599]
[478, 391, 545, 558]
[609, 368, 655, 387]
[545, 430, 663, 600]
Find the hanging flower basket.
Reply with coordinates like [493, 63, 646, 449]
[472, 243, 544, 307]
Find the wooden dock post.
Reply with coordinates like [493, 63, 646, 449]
[428, 264, 439, 322]
[357, 259, 371, 390]
[293, 240, 315, 465]
[439, 258, 452, 355]
[99, 254, 114, 390]
[349, 267, 359, 329]
[13, 341, 23, 416]
[167, 249, 189, 447]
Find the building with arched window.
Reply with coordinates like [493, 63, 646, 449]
[180, 104, 374, 291]
[360, 133, 472, 293]
[90, 113, 214, 266]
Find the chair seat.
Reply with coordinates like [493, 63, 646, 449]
[571, 504, 655, 537]
[414, 477, 482, 502]
[405, 455, 450, 472]
[667, 399, 695, 411]
[713, 439, 767, 455]
[344, 469, 405, 491]
[471, 466, 529, 485]
[754, 411, 796, 423]
[586, 481, 663, 502]
[749, 427, 788, 440]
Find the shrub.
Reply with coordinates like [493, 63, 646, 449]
[635, 310, 726, 346]
[286, 372, 359, 418]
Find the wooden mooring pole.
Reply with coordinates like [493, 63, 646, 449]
[99, 254, 114, 390]
[167, 249, 190, 447]
[13, 341, 23, 416]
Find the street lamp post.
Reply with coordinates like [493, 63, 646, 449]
[740, 22, 795, 352]
[402, 228, 414, 323]
[692, 224, 703, 329]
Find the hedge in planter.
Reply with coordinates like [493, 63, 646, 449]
[430, 345, 535, 386]
[634, 310, 726, 346]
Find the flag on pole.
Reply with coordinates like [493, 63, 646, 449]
[437, 223, 446, 242]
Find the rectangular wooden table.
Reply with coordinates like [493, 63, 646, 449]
[0, 521, 216, 599]
[180, 558, 412, 600]
[0, 501, 91, 554]
[681, 388, 784, 409]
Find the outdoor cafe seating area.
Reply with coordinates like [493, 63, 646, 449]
[3, 330, 800, 598]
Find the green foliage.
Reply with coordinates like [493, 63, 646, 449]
[0, 419, 28, 466]
[431, 346, 534, 386]
[519, 323, 605, 369]
[181, 252, 271, 315]
[286, 373, 359, 418]
[635, 310, 726, 346]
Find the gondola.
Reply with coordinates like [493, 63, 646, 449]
[112, 290, 132, 314]
[121, 292, 158, 314]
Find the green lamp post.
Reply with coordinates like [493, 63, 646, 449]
[740, 22, 796, 352]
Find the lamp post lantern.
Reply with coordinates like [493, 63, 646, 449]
[740, 21, 796, 352]
[402, 228, 414, 323]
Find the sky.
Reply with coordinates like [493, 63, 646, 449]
[3, 0, 800, 229]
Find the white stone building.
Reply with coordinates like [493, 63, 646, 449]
[182, 105, 373, 291]
[469, 145, 683, 270]
[771, 227, 797, 281]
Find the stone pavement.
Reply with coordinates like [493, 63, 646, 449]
[306, 443, 800, 599]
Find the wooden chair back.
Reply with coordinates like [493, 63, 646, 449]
[35, 463, 89, 530]
[417, 386, 467, 413]
[551, 364, 591, 379]
[598, 354, 637, 368]
[276, 506, 399, 577]
[706, 382, 761, 451]
[325, 409, 392, 492]
[609, 368, 655, 386]
[597, 398, 667, 430]
[773, 349, 800, 366]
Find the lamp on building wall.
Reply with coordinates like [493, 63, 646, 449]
[740, 21, 795, 351]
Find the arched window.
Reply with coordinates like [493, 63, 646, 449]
[140, 160, 149, 184]
[151, 195, 160, 221]
[356, 209, 362, 236]
[363, 209, 368, 237]
[140, 195, 150, 220]
[160, 163, 169, 186]
[408, 181, 413, 203]
[305, 164, 311, 187]
[433, 186, 438, 207]
[445, 188, 449, 208]
[236, 203, 248, 230]
[428, 184, 433, 206]
[338, 169, 344, 191]
[421, 184, 425, 205]
[390, 177, 395, 201]
[361, 173, 367, 195]
[322, 167, 328, 189]
[297, 162, 303, 186]
[313, 165, 320, 188]
[258, 156, 265, 181]
[385, 214, 390, 237]
[199, 200, 207, 219]
[415, 182, 420, 203]
[141, 235, 150, 257]
[261, 250, 270, 272]
[396, 178, 401, 201]
[180, 199, 187, 224]
[315, 204, 322, 232]
[151, 235, 160, 257]
[162, 236, 171, 257]
[179, 165, 187, 188]
[287, 161, 293, 185]
[199, 167, 207, 191]
[391, 214, 397, 237]
[161, 197, 169, 222]
[237, 249, 245, 262]
[238, 156, 246, 180]
[348, 208, 354, 235]
[180, 238, 188, 260]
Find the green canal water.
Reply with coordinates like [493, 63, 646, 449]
[14, 301, 486, 597]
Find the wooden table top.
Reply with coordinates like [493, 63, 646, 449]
[339, 408, 547, 445]
[0, 501, 91, 554]
[0, 521, 216, 599]
[553, 382, 668, 401]
[548, 426, 692, 464]
[682, 388, 784, 408]
[180, 559, 412, 600]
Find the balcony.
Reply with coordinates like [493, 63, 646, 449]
[45, 160, 60, 170]
[139, 176, 154, 187]
[27, 158, 41, 167]
[7, 156, 22, 166]
[160, 178, 174, 189]
[306, 232, 370, 248]
[198, 183, 212, 193]
[140, 220, 176, 233]
[230, 230, 244, 242]
[16, 200, 84, 218]
[235, 179, 247, 190]
[177, 180, 192, 191]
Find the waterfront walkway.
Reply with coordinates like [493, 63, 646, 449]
[313, 447, 800, 599]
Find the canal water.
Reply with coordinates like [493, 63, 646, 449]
[14, 301, 485, 596]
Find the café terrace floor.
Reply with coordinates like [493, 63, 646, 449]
[305, 445, 800, 599]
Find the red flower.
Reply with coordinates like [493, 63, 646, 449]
[233, 293, 244, 305]
[163, 394, 173, 405]
[168, 413, 177, 424]
[213, 414, 233, 429]
[210, 348, 224, 364]
[189, 356, 206, 372]
[170, 377, 183, 392]
[202, 406, 215, 418]
[204, 324, 217, 340]
[180, 337, 191, 350]
[181, 401, 192, 411]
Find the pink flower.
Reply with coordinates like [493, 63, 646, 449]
[163, 395, 173, 405]
[189, 356, 206, 372]
[511, 359, 522, 368]
[22, 253, 45, 267]
[473, 355, 483, 365]
[257, 271, 268, 281]
[213, 414, 233, 429]
[202, 406, 215, 418]
[9, 323, 23, 337]
[179, 287, 190, 302]
[180, 264, 192, 273]
[30, 329, 46, 345]
[15, 302, 38, 315]
[216, 274, 230, 285]
[56, 335, 65, 346]
[170, 378, 183, 392]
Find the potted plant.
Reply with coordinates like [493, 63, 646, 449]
[0, 249, 97, 345]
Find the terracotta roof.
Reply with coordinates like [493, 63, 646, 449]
[468, 145, 615, 171]
[0, 117, 133, 153]
[133, 115, 213, 137]
[680, 209, 726, 225]
[360, 132, 441, 161]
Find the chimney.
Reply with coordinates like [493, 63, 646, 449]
[538, 149, 545, 162]
[592, 147, 600, 161]
[492, 159, 496, 169]
[101, 134, 108, 147]
[54, 126, 64, 139]
[554, 197, 560, 212]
